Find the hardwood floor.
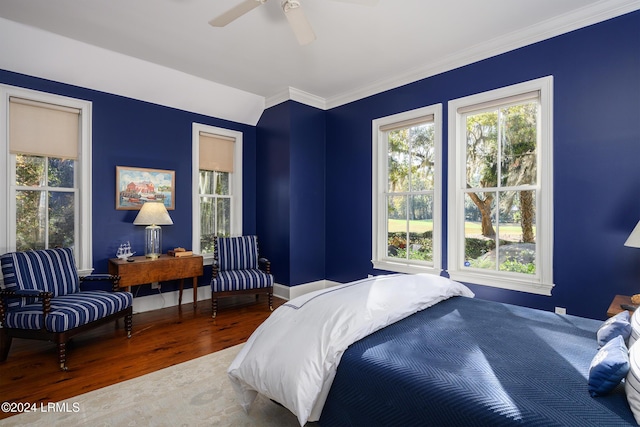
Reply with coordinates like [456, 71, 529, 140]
[0, 294, 285, 420]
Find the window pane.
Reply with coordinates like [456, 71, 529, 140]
[408, 194, 433, 262]
[199, 170, 214, 195]
[497, 190, 536, 274]
[200, 196, 215, 253]
[216, 197, 231, 236]
[16, 190, 46, 251]
[387, 195, 407, 259]
[388, 130, 409, 193]
[48, 158, 74, 188]
[215, 172, 230, 196]
[15, 155, 45, 187]
[500, 103, 538, 187]
[410, 123, 435, 191]
[464, 192, 496, 270]
[466, 112, 498, 189]
[49, 191, 75, 248]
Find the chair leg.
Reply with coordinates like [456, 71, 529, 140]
[0, 328, 12, 362]
[57, 341, 68, 371]
[269, 292, 273, 312]
[212, 297, 218, 319]
[125, 312, 133, 339]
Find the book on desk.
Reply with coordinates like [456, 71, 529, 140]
[167, 247, 193, 257]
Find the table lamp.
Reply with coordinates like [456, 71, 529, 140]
[625, 221, 640, 248]
[133, 201, 173, 259]
[625, 220, 640, 306]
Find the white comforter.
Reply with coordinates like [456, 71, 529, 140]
[227, 273, 474, 426]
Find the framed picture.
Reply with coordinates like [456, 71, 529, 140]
[116, 166, 175, 210]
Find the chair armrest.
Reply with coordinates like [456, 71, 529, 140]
[259, 258, 271, 274]
[1, 289, 53, 298]
[79, 274, 121, 292]
[0, 289, 53, 321]
[211, 260, 219, 279]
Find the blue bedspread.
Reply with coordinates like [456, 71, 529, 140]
[320, 296, 636, 426]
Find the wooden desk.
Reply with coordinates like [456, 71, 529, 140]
[108, 254, 204, 308]
[607, 294, 636, 317]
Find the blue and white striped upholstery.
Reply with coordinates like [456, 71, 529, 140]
[3, 290, 133, 332]
[212, 270, 274, 292]
[0, 247, 133, 334]
[217, 236, 259, 271]
[211, 236, 273, 292]
[1, 248, 79, 309]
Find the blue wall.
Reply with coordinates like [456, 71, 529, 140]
[324, 11, 640, 319]
[257, 101, 326, 286]
[0, 69, 257, 294]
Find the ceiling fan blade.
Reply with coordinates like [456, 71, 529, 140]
[209, 0, 266, 27]
[283, 1, 316, 45]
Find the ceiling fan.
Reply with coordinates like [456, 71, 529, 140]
[209, 0, 378, 46]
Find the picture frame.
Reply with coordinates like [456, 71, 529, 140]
[116, 166, 175, 210]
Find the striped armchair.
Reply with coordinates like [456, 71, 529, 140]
[210, 236, 273, 318]
[0, 248, 133, 370]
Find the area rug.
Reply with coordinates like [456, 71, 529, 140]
[4, 344, 303, 426]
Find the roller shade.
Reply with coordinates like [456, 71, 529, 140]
[199, 132, 234, 173]
[379, 114, 434, 133]
[457, 91, 540, 115]
[9, 97, 80, 160]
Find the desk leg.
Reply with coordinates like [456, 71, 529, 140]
[179, 279, 184, 306]
[192, 277, 198, 308]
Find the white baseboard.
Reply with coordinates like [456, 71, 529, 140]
[132, 280, 343, 313]
[131, 285, 212, 314]
[273, 279, 342, 301]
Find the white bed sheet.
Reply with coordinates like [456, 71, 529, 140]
[227, 273, 474, 426]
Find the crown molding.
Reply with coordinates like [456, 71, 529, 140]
[324, 0, 640, 109]
[280, 0, 640, 110]
[265, 87, 326, 110]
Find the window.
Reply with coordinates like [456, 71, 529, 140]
[1, 86, 93, 275]
[191, 123, 242, 263]
[372, 104, 442, 274]
[447, 77, 554, 295]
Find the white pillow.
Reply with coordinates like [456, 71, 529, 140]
[630, 309, 640, 347]
[626, 341, 640, 424]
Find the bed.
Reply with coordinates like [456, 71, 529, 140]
[227, 274, 638, 426]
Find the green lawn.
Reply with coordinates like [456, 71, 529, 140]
[388, 219, 532, 236]
[388, 219, 433, 233]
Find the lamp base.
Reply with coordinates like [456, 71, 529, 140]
[144, 224, 162, 259]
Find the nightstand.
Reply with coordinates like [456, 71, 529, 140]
[607, 294, 636, 317]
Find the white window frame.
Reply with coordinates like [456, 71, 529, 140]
[372, 104, 443, 275]
[447, 76, 554, 295]
[191, 123, 242, 265]
[0, 85, 93, 275]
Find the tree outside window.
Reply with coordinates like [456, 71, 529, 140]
[386, 122, 435, 264]
[199, 170, 231, 253]
[15, 155, 76, 251]
[463, 101, 538, 274]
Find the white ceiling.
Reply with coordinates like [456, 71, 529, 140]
[0, 0, 638, 112]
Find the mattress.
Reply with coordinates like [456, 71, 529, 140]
[320, 296, 636, 426]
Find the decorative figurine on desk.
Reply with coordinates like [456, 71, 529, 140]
[116, 242, 135, 260]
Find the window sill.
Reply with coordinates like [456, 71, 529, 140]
[372, 259, 441, 276]
[448, 270, 554, 296]
[201, 253, 214, 266]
